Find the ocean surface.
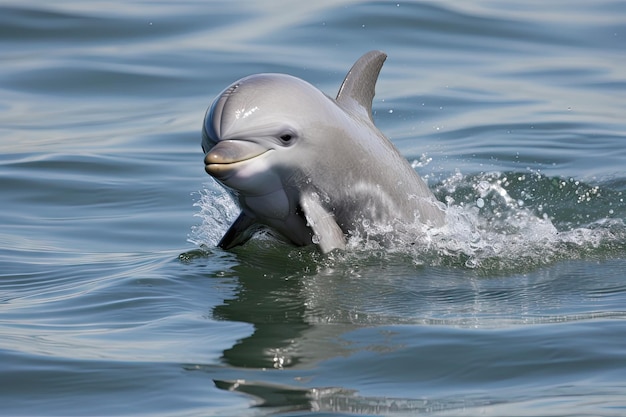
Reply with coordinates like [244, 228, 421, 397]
[1, 1, 625, 416]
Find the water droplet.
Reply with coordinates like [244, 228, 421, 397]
[465, 258, 479, 268]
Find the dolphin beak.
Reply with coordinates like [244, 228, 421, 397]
[205, 140, 269, 179]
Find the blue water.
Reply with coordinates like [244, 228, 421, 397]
[1, 1, 626, 416]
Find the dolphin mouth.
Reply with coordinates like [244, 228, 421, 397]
[204, 140, 270, 180]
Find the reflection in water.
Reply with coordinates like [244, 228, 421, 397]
[213, 269, 310, 368]
[205, 245, 626, 413]
[208, 246, 378, 374]
[213, 378, 488, 415]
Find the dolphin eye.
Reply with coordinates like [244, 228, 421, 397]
[278, 132, 297, 145]
[277, 128, 297, 145]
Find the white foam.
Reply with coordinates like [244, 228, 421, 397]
[189, 185, 239, 248]
[190, 173, 625, 271]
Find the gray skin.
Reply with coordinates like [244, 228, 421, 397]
[202, 50, 445, 253]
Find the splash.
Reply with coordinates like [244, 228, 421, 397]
[189, 185, 239, 248]
[427, 170, 626, 270]
[190, 172, 626, 271]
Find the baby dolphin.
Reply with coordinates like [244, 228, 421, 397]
[202, 50, 445, 253]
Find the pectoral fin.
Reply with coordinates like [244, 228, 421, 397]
[218, 212, 260, 250]
[300, 193, 346, 253]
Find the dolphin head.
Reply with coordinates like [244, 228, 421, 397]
[202, 74, 342, 216]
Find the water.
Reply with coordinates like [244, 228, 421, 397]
[1, 1, 625, 415]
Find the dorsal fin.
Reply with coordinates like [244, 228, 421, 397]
[336, 50, 387, 123]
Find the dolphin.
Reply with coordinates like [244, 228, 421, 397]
[201, 50, 445, 253]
